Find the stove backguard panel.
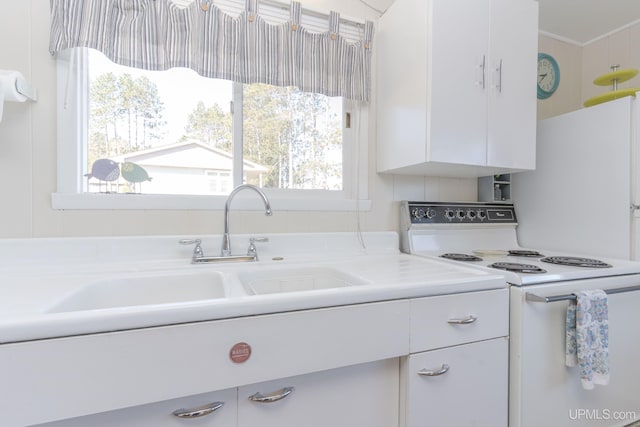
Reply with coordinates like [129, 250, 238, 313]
[400, 201, 520, 254]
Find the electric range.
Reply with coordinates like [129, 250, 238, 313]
[399, 201, 640, 285]
[400, 201, 640, 427]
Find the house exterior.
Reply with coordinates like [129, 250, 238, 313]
[104, 140, 268, 195]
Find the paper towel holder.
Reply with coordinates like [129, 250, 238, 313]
[0, 70, 38, 102]
[0, 70, 37, 124]
[15, 78, 37, 102]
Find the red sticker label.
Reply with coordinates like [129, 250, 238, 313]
[230, 342, 252, 364]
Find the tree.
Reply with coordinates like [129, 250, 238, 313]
[89, 72, 121, 158]
[241, 84, 342, 190]
[88, 72, 166, 164]
[184, 101, 232, 152]
[287, 90, 342, 189]
[242, 84, 293, 188]
[134, 76, 166, 145]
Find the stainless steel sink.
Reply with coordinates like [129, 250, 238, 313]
[239, 267, 368, 295]
[47, 271, 226, 312]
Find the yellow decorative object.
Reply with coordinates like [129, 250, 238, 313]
[593, 68, 638, 86]
[584, 65, 640, 107]
[583, 88, 640, 107]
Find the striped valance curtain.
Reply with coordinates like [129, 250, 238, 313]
[49, 0, 375, 102]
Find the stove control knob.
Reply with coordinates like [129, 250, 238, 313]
[445, 209, 455, 220]
[411, 208, 426, 220]
[425, 208, 436, 219]
[477, 210, 487, 220]
[466, 210, 476, 220]
[456, 209, 466, 220]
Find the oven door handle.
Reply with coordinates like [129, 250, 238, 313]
[526, 284, 640, 303]
[447, 314, 477, 324]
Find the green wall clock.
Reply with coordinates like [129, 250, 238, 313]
[537, 53, 560, 99]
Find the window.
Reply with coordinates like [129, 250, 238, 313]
[206, 171, 232, 194]
[53, 48, 369, 210]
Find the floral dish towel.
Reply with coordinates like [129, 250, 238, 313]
[566, 289, 610, 390]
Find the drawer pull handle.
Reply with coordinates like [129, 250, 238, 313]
[172, 401, 224, 418]
[447, 314, 477, 325]
[248, 387, 294, 403]
[418, 364, 450, 377]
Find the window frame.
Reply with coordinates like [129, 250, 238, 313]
[52, 48, 370, 211]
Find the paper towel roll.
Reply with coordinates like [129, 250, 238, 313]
[0, 70, 29, 102]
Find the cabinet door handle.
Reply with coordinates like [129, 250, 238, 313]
[482, 55, 487, 89]
[172, 401, 224, 418]
[495, 59, 503, 92]
[248, 386, 294, 403]
[447, 314, 477, 324]
[418, 364, 450, 377]
[476, 55, 486, 89]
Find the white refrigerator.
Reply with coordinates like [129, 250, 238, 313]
[512, 96, 640, 260]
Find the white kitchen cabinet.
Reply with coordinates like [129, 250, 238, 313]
[401, 338, 508, 427]
[36, 388, 238, 427]
[408, 288, 509, 352]
[238, 359, 399, 427]
[400, 288, 509, 427]
[8, 300, 409, 427]
[36, 360, 398, 427]
[8, 292, 508, 427]
[376, 0, 538, 177]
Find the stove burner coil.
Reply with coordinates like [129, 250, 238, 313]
[508, 250, 544, 257]
[540, 256, 612, 268]
[440, 253, 483, 262]
[488, 262, 547, 274]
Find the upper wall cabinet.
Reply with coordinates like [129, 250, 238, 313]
[376, 0, 538, 177]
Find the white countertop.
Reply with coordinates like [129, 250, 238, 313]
[0, 232, 506, 343]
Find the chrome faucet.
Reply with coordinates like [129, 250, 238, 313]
[221, 184, 272, 256]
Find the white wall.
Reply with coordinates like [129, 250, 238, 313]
[0, 0, 476, 239]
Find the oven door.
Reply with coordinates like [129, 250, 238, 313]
[509, 276, 640, 427]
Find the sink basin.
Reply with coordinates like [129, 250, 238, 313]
[239, 267, 368, 295]
[47, 272, 226, 313]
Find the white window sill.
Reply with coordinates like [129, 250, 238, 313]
[51, 193, 372, 211]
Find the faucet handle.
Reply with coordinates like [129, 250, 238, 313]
[247, 237, 269, 260]
[179, 238, 204, 259]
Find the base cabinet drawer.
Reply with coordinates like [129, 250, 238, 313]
[35, 388, 238, 427]
[35, 359, 399, 427]
[410, 288, 509, 353]
[401, 337, 508, 427]
[238, 358, 399, 427]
